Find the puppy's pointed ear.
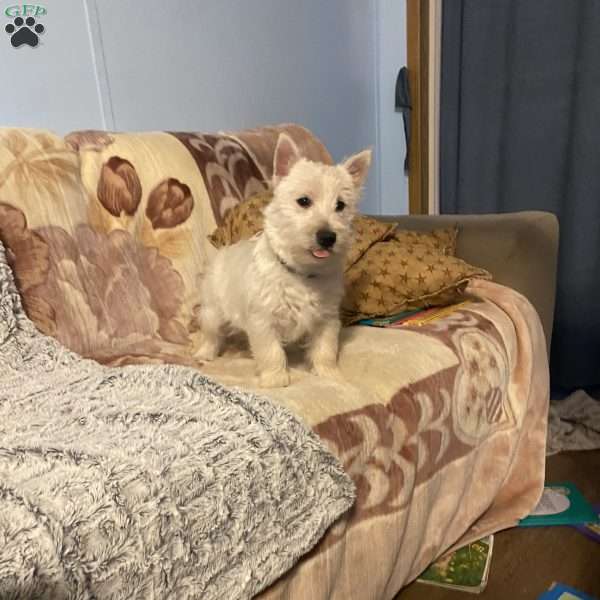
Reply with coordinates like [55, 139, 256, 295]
[343, 148, 372, 189]
[273, 133, 301, 183]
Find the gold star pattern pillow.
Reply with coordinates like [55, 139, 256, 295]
[344, 215, 399, 268]
[390, 227, 458, 253]
[208, 190, 272, 249]
[341, 237, 491, 324]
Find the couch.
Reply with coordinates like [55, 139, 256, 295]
[0, 124, 557, 599]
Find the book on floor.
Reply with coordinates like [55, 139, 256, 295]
[572, 504, 600, 543]
[518, 482, 599, 527]
[537, 582, 599, 600]
[416, 535, 493, 594]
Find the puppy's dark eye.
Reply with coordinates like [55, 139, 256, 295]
[296, 196, 312, 208]
[335, 199, 346, 212]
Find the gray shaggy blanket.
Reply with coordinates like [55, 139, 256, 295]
[0, 241, 355, 600]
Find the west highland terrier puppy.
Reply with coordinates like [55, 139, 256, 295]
[195, 133, 372, 388]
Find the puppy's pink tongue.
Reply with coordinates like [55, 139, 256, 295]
[312, 249, 330, 259]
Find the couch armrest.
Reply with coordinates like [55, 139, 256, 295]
[373, 211, 559, 353]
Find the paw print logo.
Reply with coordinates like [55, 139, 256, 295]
[5, 16, 45, 48]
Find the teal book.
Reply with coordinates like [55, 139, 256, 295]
[519, 482, 599, 527]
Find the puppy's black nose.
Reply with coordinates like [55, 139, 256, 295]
[316, 229, 337, 248]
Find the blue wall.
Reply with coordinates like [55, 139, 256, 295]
[1, 2, 104, 130]
[377, 0, 409, 214]
[1, 0, 407, 214]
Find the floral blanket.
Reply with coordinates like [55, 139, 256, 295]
[0, 125, 549, 599]
[203, 278, 549, 599]
[0, 240, 355, 599]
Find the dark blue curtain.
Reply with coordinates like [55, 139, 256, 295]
[440, 0, 600, 389]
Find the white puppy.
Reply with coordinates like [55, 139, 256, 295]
[195, 133, 371, 388]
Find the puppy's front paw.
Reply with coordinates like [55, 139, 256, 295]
[259, 369, 291, 388]
[313, 363, 345, 383]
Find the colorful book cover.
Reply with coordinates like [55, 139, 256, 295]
[358, 301, 471, 328]
[519, 483, 599, 527]
[416, 535, 493, 593]
[573, 504, 600, 543]
[537, 582, 599, 600]
[358, 307, 424, 327]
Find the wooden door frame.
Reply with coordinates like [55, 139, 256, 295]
[407, 0, 429, 215]
[407, 0, 441, 215]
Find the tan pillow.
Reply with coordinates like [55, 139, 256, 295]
[341, 237, 491, 324]
[390, 227, 457, 254]
[208, 191, 272, 249]
[345, 215, 398, 269]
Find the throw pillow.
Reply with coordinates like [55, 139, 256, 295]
[341, 237, 491, 324]
[208, 191, 272, 249]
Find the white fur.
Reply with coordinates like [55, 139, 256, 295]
[195, 134, 372, 388]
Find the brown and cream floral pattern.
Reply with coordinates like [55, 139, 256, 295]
[313, 309, 507, 530]
[0, 130, 83, 221]
[228, 123, 334, 181]
[451, 327, 512, 443]
[64, 129, 115, 152]
[96, 156, 143, 217]
[171, 125, 334, 225]
[171, 132, 269, 223]
[0, 202, 54, 333]
[0, 202, 190, 363]
[39, 224, 189, 349]
[254, 279, 549, 599]
[146, 177, 194, 229]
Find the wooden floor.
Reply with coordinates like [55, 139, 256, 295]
[396, 450, 600, 600]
